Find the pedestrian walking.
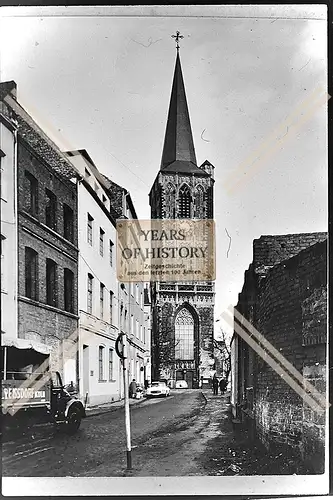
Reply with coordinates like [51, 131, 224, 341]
[219, 378, 227, 395]
[129, 378, 137, 398]
[212, 374, 219, 395]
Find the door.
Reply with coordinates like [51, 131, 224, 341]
[185, 371, 194, 389]
[82, 345, 89, 403]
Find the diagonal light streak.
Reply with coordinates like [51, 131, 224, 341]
[223, 86, 329, 195]
[222, 87, 324, 188]
[223, 85, 326, 190]
[222, 309, 328, 413]
[226, 91, 330, 194]
[2, 328, 80, 415]
[230, 305, 328, 409]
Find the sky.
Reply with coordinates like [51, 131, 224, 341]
[0, 5, 328, 336]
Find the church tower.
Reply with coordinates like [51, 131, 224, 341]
[149, 35, 215, 388]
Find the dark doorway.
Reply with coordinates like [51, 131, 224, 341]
[185, 371, 194, 388]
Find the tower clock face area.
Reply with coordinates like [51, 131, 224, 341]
[149, 43, 215, 388]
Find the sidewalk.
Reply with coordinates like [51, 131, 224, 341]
[85, 395, 148, 418]
[201, 389, 231, 403]
[198, 390, 310, 476]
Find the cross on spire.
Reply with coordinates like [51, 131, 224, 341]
[171, 30, 184, 51]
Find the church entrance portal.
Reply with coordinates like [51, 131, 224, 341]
[176, 369, 194, 388]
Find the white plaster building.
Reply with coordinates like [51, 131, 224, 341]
[66, 150, 121, 406]
[0, 88, 18, 340]
[100, 176, 151, 389]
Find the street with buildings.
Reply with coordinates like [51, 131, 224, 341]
[2, 389, 311, 478]
[0, 9, 328, 486]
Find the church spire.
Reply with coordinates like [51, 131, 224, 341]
[160, 37, 203, 174]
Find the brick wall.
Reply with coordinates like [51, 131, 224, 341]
[253, 232, 327, 275]
[234, 234, 327, 473]
[255, 239, 327, 472]
[17, 141, 78, 247]
[17, 138, 79, 379]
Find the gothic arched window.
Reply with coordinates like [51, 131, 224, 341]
[178, 184, 191, 218]
[175, 308, 194, 360]
[194, 185, 205, 218]
[164, 183, 175, 218]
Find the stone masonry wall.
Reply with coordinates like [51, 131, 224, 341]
[253, 232, 327, 275]
[17, 138, 79, 379]
[152, 296, 214, 386]
[254, 239, 327, 473]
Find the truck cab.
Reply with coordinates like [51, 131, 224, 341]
[2, 342, 85, 434]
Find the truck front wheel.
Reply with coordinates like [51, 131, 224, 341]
[66, 408, 81, 434]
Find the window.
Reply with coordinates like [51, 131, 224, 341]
[99, 228, 105, 256]
[178, 184, 191, 218]
[45, 189, 57, 230]
[109, 349, 113, 381]
[87, 213, 93, 245]
[100, 283, 105, 319]
[63, 204, 74, 242]
[135, 284, 139, 303]
[120, 302, 124, 330]
[109, 240, 114, 267]
[143, 326, 146, 344]
[136, 319, 139, 338]
[194, 185, 205, 219]
[46, 259, 57, 307]
[25, 247, 38, 300]
[109, 291, 114, 324]
[175, 308, 194, 360]
[164, 183, 176, 218]
[64, 268, 74, 313]
[24, 171, 38, 216]
[87, 273, 93, 314]
[131, 315, 134, 335]
[1, 167, 7, 202]
[0, 235, 5, 292]
[98, 346, 104, 381]
[140, 325, 143, 342]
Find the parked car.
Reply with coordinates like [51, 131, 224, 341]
[175, 380, 188, 389]
[146, 381, 170, 398]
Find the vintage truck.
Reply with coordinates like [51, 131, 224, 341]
[1, 336, 86, 434]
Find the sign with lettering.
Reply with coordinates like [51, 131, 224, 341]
[2, 378, 50, 410]
[174, 360, 195, 370]
[117, 219, 215, 282]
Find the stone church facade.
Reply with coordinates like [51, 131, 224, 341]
[149, 52, 215, 388]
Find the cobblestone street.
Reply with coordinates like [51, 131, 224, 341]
[3, 389, 309, 478]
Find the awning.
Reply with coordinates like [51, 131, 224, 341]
[1, 335, 52, 355]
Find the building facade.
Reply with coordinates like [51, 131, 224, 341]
[101, 175, 151, 388]
[0, 83, 18, 342]
[149, 53, 215, 388]
[231, 232, 328, 473]
[65, 150, 121, 405]
[1, 81, 80, 383]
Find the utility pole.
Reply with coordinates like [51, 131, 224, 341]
[115, 282, 132, 470]
[122, 330, 132, 470]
